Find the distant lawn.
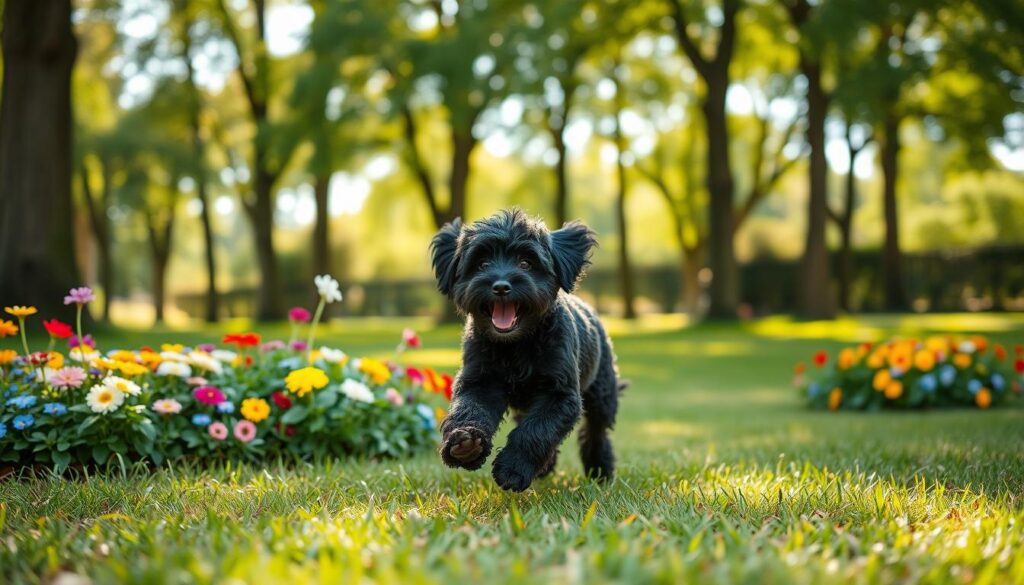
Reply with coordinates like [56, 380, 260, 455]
[2, 314, 1023, 584]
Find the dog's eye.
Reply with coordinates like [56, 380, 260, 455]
[518, 260, 531, 270]
[478, 261, 491, 271]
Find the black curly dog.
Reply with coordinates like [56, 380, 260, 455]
[430, 208, 624, 492]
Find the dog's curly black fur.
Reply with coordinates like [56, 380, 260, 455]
[430, 208, 624, 492]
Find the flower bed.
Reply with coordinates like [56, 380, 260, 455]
[798, 335, 1023, 411]
[0, 277, 451, 472]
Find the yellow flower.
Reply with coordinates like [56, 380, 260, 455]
[434, 407, 447, 423]
[285, 367, 329, 397]
[837, 348, 857, 370]
[359, 358, 392, 385]
[241, 398, 271, 423]
[828, 388, 842, 410]
[46, 352, 64, 370]
[115, 361, 149, 377]
[872, 369, 892, 392]
[953, 353, 972, 369]
[161, 343, 184, 353]
[111, 350, 138, 363]
[925, 336, 948, 353]
[913, 350, 935, 372]
[888, 346, 912, 371]
[0, 319, 18, 337]
[4, 306, 37, 319]
[884, 380, 903, 400]
[975, 388, 992, 409]
[139, 350, 163, 369]
[975, 363, 988, 376]
[0, 349, 17, 365]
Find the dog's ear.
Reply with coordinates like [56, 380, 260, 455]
[430, 218, 463, 296]
[550, 220, 597, 292]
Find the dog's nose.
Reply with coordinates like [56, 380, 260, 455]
[491, 280, 512, 296]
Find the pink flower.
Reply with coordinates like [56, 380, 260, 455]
[260, 340, 286, 353]
[197, 343, 216, 353]
[234, 419, 256, 442]
[48, 366, 87, 389]
[289, 340, 308, 352]
[153, 399, 182, 414]
[208, 422, 228, 440]
[64, 287, 96, 306]
[401, 328, 421, 349]
[288, 307, 311, 322]
[186, 376, 209, 386]
[193, 385, 225, 405]
[68, 334, 95, 349]
[405, 367, 423, 385]
[384, 387, 405, 406]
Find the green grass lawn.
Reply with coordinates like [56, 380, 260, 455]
[2, 314, 1023, 584]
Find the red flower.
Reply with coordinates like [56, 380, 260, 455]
[405, 366, 424, 385]
[1016, 344, 1024, 356]
[274, 422, 296, 437]
[42, 319, 73, 339]
[271, 391, 292, 410]
[401, 328, 421, 349]
[223, 332, 261, 348]
[244, 355, 254, 366]
[813, 351, 828, 367]
[1015, 359, 1024, 375]
[440, 373, 454, 401]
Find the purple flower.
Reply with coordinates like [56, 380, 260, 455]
[68, 334, 95, 349]
[289, 340, 308, 351]
[197, 343, 216, 353]
[64, 287, 96, 306]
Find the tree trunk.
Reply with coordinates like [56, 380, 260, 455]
[152, 254, 168, 323]
[797, 56, 833, 319]
[197, 180, 218, 322]
[702, 78, 738, 319]
[837, 134, 859, 313]
[252, 166, 282, 320]
[880, 113, 906, 310]
[79, 161, 113, 321]
[0, 0, 80, 318]
[611, 76, 637, 320]
[550, 120, 569, 228]
[448, 130, 474, 222]
[312, 173, 331, 278]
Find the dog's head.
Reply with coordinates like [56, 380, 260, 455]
[430, 208, 596, 341]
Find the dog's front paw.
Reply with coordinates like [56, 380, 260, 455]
[491, 450, 536, 492]
[440, 427, 491, 470]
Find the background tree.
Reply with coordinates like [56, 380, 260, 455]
[0, 0, 81, 317]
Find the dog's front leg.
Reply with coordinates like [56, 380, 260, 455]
[439, 381, 507, 471]
[491, 387, 581, 492]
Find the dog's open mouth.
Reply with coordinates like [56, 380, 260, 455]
[490, 301, 518, 332]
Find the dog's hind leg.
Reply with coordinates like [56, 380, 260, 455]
[579, 349, 620, 481]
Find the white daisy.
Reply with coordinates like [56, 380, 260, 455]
[187, 351, 223, 374]
[314, 274, 343, 303]
[340, 379, 375, 403]
[86, 385, 125, 414]
[211, 349, 238, 363]
[103, 375, 141, 396]
[319, 347, 347, 364]
[156, 361, 192, 378]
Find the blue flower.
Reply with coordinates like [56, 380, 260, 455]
[967, 379, 982, 395]
[12, 414, 34, 430]
[3, 384, 16, 398]
[216, 401, 235, 414]
[890, 368, 905, 379]
[0, 422, 6, 439]
[991, 373, 1005, 392]
[278, 357, 303, 370]
[416, 404, 435, 430]
[5, 395, 37, 409]
[43, 402, 67, 416]
[918, 374, 937, 393]
[10, 368, 23, 378]
[191, 413, 212, 426]
[807, 382, 821, 399]
[939, 365, 957, 387]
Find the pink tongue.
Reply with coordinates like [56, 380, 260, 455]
[491, 302, 517, 330]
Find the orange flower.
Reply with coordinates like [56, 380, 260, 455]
[793, 362, 807, 375]
[828, 387, 842, 411]
[953, 353, 972, 369]
[0, 349, 17, 365]
[0, 319, 17, 337]
[888, 346, 912, 370]
[970, 335, 988, 354]
[993, 344, 1007, 361]
[884, 380, 903, 400]
[873, 369, 892, 391]
[867, 350, 886, 369]
[913, 350, 935, 372]
[975, 388, 992, 409]
[837, 348, 857, 370]
[223, 332, 261, 348]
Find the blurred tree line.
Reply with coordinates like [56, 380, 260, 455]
[0, 0, 1020, 322]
